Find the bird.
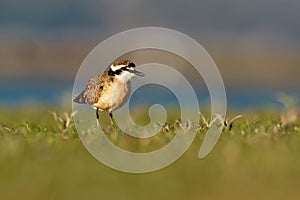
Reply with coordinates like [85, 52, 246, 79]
[73, 60, 145, 124]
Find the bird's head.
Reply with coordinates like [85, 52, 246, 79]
[108, 60, 144, 81]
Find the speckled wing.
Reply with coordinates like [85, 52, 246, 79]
[73, 73, 106, 105]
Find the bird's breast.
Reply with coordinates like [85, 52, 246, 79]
[93, 79, 131, 112]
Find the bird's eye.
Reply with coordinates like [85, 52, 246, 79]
[128, 63, 135, 68]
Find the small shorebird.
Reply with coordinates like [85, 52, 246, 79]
[73, 60, 145, 123]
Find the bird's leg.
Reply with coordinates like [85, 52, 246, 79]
[109, 112, 118, 129]
[96, 108, 99, 119]
[109, 112, 114, 125]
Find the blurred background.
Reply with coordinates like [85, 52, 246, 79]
[0, 0, 299, 108]
[1, 1, 300, 200]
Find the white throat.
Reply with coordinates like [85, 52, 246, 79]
[115, 71, 135, 82]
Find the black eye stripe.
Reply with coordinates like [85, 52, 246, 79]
[115, 69, 122, 75]
[128, 63, 135, 68]
[108, 64, 135, 76]
[109, 68, 126, 76]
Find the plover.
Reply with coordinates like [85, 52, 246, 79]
[73, 60, 145, 123]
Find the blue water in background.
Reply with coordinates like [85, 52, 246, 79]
[0, 80, 295, 109]
[0, 81, 73, 106]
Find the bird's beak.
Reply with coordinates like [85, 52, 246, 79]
[131, 69, 145, 77]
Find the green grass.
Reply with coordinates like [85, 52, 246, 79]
[0, 106, 300, 200]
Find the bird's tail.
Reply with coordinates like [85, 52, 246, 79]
[73, 91, 86, 104]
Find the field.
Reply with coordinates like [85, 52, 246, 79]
[0, 104, 300, 200]
[2, 0, 300, 199]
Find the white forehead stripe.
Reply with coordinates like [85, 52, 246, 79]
[110, 64, 126, 71]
